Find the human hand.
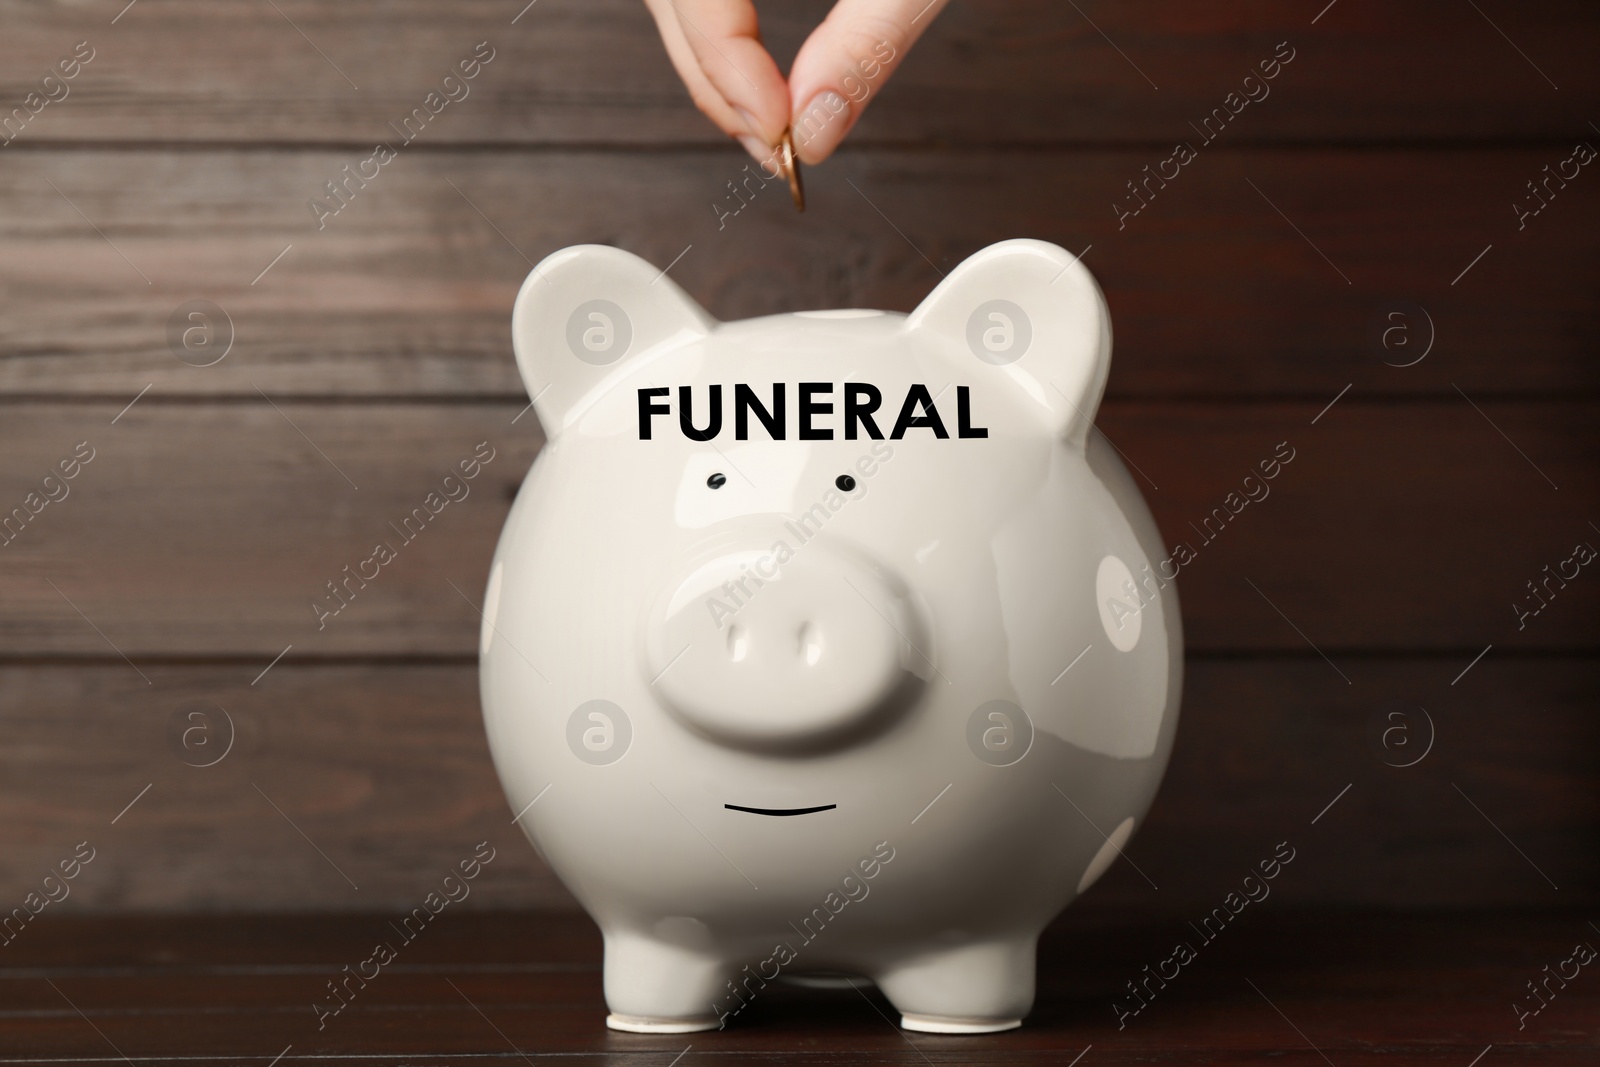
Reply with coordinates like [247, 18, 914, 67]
[640, 0, 950, 166]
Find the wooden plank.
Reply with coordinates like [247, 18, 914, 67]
[0, 664, 568, 913]
[1, 148, 1596, 399]
[0, 658, 1593, 915]
[0, 1, 1595, 145]
[0, 404, 539, 659]
[0, 912, 1596, 1063]
[0, 401, 1593, 657]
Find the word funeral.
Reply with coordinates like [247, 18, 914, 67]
[712, 841, 896, 1027]
[639, 383, 986, 441]
[314, 842, 496, 1028]
[1115, 41, 1295, 229]
[1514, 537, 1595, 630]
[1514, 938, 1594, 1030]
[308, 42, 496, 229]
[1113, 840, 1297, 1028]
[2, 41, 95, 147]
[1514, 141, 1595, 231]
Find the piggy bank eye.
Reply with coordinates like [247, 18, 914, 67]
[835, 474, 856, 492]
[706, 472, 727, 489]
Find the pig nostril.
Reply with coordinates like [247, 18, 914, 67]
[797, 622, 823, 666]
[727, 624, 749, 663]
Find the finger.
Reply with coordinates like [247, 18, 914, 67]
[643, 0, 790, 159]
[787, 0, 951, 164]
[642, 0, 749, 142]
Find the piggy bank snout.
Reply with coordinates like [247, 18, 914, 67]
[643, 542, 923, 749]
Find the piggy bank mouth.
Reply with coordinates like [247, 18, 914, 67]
[724, 803, 838, 817]
[641, 535, 929, 753]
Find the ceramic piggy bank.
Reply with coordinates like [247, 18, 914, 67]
[480, 239, 1181, 1034]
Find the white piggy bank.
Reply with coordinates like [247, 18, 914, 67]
[480, 239, 1181, 1034]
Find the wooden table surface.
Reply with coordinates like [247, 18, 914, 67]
[3, 909, 1596, 1065]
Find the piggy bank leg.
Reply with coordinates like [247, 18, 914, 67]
[874, 938, 1035, 1033]
[602, 932, 728, 1033]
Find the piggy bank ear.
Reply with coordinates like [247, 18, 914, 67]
[906, 239, 1110, 448]
[511, 244, 716, 436]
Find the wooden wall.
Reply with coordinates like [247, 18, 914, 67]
[1, 0, 1596, 913]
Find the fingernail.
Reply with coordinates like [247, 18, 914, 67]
[791, 91, 851, 163]
[737, 134, 771, 165]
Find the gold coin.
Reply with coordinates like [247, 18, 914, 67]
[780, 128, 805, 213]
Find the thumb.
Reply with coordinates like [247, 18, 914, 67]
[786, 0, 951, 164]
